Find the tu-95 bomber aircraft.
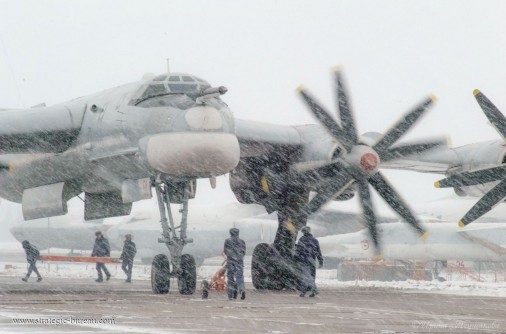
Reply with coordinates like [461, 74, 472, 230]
[0, 66, 445, 294]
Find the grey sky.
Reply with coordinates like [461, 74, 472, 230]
[0, 1, 504, 143]
[0, 1, 505, 241]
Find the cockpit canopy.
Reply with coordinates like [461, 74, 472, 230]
[129, 72, 213, 107]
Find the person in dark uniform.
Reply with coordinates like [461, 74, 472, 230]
[91, 231, 111, 282]
[224, 228, 246, 300]
[295, 226, 323, 297]
[21, 240, 42, 282]
[120, 234, 136, 283]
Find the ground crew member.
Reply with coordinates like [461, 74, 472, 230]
[224, 228, 246, 300]
[21, 240, 42, 282]
[91, 231, 111, 282]
[295, 226, 323, 297]
[120, 234, 136, 283]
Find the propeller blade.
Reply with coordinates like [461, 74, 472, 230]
[473, 89, 506, 140]
[435, 164, 506, 188]
[356, 179, 380, 250]
[296, 87, 350, 151]
[334, 67, 358, 148]
[373, 96, 436, 154]
[303, 173, 354, 216]
[368, 172, 426, 237]
[295, 160, 346, 188]
[458, 179, 506, 227]
[292, 160, 332, 174]
[379, 137, 447, 162]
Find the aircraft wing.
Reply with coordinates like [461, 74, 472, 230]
[234, 119, 302, 157]
[381, 145, 460, 174]
[458, 229, 506, 255]
[381, 159, 453, 174]
[0, 104, 85, 153]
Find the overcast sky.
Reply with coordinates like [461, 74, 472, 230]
[1, 1, 506, 242]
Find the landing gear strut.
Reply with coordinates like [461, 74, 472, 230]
[150, 178, 197, 295]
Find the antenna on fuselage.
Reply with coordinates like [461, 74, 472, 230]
[166, 58, 170, 75]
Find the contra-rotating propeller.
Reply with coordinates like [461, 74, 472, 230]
[296, 67, 444, 251]
[435, 89, 506, 227]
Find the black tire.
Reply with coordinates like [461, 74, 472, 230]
[268, 254, 289, 291]
[178, 254, 196, 295]
[151, 254, 171, 294]
[251, 243, 278, 289]
[252, 243, 292, 290]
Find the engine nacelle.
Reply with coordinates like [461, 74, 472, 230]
[450, 140, 506, 197]
[230, 125, 363, 213]
[229, 159, 268, 205]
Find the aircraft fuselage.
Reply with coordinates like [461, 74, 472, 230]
[0, 73, 239, 205]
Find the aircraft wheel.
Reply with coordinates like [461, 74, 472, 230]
[151, 254, 171, 294]
[252, 243, 285, 290]
[178, 254, 196, 295]
[252, 243, 270, 289]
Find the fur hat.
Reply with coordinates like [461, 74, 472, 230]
[301, 226, 311, 235]
[229, 228, 239, 236]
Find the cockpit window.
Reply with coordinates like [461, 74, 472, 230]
[138, 84, 167, 102]
[129, 72, 214, 107]
[135, 94, 196, 109]
[168, 84, 198, 93]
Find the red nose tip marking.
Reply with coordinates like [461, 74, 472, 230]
[360, 153, 378, 171]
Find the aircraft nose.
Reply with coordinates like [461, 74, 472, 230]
[140, 132, 240, 177]
[184, 105, 224, 131]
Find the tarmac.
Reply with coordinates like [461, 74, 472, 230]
[1, 276, 506, 333]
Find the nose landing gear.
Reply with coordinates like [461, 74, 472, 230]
[150, 178, 197, 295]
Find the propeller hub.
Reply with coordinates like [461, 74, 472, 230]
[347, 145, 381, 174]
[360, 153, 379, 171]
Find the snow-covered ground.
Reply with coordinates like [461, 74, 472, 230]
[2, 250, 506, 298]
[329, 278, 506, 298]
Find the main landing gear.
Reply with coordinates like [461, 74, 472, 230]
[252, 191, 308, 290]
[251, 225, 300, 290]
[151, 178, 197, 295]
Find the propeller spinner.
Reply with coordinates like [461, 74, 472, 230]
[297, 67, 442, 251]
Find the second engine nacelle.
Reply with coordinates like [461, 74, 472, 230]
[450, 140, 506, 197]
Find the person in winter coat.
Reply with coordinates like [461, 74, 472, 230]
[21, 240, 42, 282]
[295, 226, 323, 297]
[223, 228, 246, 300]
[91, 231, 111, 282]
[120, 234, 137, 283]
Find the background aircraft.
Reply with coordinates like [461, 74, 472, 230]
[320, 221, 506, 262]
[10, 200, 396, 264]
